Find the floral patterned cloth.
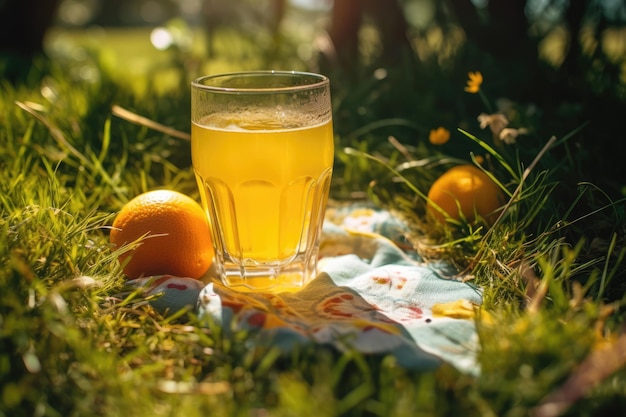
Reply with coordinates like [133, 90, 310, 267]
[128, 206, 483, 375]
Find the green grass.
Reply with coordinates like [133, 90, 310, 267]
[1, 24, 626, 416]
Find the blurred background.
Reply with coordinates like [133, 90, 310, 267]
[1, 0, 624, 93]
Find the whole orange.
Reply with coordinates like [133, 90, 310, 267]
[427, 165, 505, 225]
[110, 189, 214, 279]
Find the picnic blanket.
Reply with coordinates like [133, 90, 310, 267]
[128, 206, 484, 375]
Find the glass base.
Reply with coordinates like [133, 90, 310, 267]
[217, 255, 317, 293]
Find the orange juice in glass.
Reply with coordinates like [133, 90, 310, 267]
[191, 71, 333, 292]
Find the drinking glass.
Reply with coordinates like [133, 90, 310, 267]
[191, 71, 333, 292]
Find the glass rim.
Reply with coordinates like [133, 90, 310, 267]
[191, 70, 329, 93]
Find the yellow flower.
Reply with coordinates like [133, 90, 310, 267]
[464, 71, 483, 93]
[429, 126, 450, 145]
